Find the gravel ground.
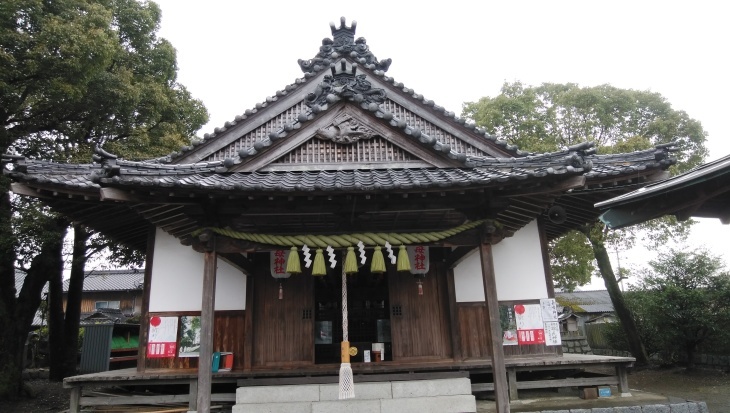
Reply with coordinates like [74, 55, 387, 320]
[1, 366, 728, 412]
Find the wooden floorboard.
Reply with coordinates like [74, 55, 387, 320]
[64, 354, 634, 387]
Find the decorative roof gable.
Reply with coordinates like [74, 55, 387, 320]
[169, 18, 522, 171]
[298, 17, 391, 74]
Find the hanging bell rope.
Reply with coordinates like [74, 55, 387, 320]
[339, 253, 355, 399]
[194, 219, 487, 248]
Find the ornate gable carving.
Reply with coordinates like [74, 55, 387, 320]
[306, 60, 386, 110]
[314, 112, 375, 144]
[269, 135, 421, 169]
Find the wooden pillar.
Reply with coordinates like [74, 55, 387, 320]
[138, 227, 157, 373]
[479, 243, 510, 413]
[446, 268, 463, 361]
[243, 269, 255, 371]
[196, 250, 218, 413]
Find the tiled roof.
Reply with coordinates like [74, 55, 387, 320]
[555, 290, 615, 314]
[63, 269, 144, 292]
[5, 142, 675, 196]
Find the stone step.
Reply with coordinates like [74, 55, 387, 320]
[233, 394, 477, 413]
[233, 378, 477, 413]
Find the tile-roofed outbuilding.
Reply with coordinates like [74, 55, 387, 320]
[555, 290, 615, 314]
[596, 153, 730, 228]
[63, 269, 144, 293]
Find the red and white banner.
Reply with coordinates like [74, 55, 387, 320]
[147, 316, 178, 358]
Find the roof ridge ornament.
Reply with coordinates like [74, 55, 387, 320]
[299, 17, 391, 74]
[305, 60, 387, 110]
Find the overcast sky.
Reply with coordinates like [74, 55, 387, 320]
[152, 0, 730, 288]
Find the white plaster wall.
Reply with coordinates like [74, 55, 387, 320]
[453, 220, 548, 302]
[492, 220, 548, 301]
[149, 228, 247, 311]
[453, 249, 485, 302]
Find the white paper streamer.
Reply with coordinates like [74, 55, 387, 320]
[357, 241, 366, 265]
[302, 244, 312, 268]
[327, 246, 337, 268]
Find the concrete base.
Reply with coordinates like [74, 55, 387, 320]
[232, 377, 476, 413]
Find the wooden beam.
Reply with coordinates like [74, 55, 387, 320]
[196, 249, 218, 413]
[499, 176, 586, 196]
[479, 243, 510, 413]
[219, 252, 254, 276]
[446, 246, 475, 269]
[100, 187, 140, 202]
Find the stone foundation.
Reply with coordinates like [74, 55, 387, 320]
[232, 377, 476, 413]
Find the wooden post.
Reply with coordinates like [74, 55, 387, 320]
[189, 378, 199, 411]
[507, 368, 518, 401]
[196, 250, 218, 413]
[479, 243, 510, 413]
[69, 386, 81, 413]
[616, 363, 632, 397]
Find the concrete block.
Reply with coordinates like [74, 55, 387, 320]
[614, 407, 642, 413]
[686, 402, 700, 413]
[670, 403, 690, 413]
[381, 394, 476, 413]
[569, 409, 592, 413]
[232, 401, 312, 413]
[391, 378, 471, 398]
[641, 405, 670, 413]
[312, 399, 381, 413]
[591, 408, 614, 413]
[697, 401, 710, 413]
[542, 410, 569, 413]
[319, 382, 392, 401]
[236, 384, 320, 404]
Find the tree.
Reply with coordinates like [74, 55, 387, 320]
[0, 0, 208, 398]
[630, 249, 730, 369]
[463, 82, 708, 365]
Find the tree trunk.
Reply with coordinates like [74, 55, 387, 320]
[0, 181, 22, 400]
[582, 225, 650, 366]
[60, 225, 90, 378]
[40, 220, 68, 382]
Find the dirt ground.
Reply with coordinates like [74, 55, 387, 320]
[1, 366, 728, 413]
[627, 366, 730, 413]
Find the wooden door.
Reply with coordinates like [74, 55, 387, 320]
[252, 268, 314, 367]
[388, 261, 452, 361]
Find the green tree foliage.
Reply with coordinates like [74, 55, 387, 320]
[626, 249, 730, 368]
[0, 0, 208, 398]
[463, 82, 708, 365]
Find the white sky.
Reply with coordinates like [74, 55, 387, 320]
[152, 0, 730, 289]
